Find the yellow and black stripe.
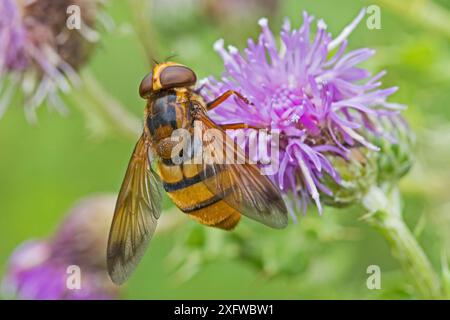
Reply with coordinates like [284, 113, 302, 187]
[157, 160, 241, 230]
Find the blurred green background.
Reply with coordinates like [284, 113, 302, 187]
[1, 0, 450, 299]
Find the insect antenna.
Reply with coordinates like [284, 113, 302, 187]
[164, 54, 178, 62]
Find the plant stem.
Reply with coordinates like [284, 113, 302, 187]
[362, 185, 442, 299]
[128, 0, 158, 67]
[68, 71, 142, 140]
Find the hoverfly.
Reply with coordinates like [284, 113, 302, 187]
[107, 62, 288, 284]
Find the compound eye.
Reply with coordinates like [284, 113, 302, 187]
[139, 72, 153, 98]
[159, 66, 197, 89]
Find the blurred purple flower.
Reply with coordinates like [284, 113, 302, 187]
[0, 0, 105, 121]
[1, 195, 119, 300]
[201, 9, 407, 217]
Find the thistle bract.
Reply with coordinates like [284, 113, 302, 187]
[321, 148, 377, 208]
[373, 120, 414, 185]
[201, 9, 409, 217]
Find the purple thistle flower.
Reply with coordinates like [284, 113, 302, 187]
[201, 9, 407, 217]
[1, 195, 119, 300]
[0, 0, 106, 121]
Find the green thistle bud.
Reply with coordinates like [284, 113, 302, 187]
[372, 126, 414, 185]
[321, 148, 378, 208]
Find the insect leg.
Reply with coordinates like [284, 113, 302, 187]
[206, 90, 253, 111]
[219, 123, 264, 130]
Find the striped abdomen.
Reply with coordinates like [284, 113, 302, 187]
[157, 160, 241, 230]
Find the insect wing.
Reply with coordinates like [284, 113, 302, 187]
[107, 134, 163, 285]
[194, 113, 288, 229]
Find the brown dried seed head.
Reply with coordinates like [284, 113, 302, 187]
[21, 0, 102, 70]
